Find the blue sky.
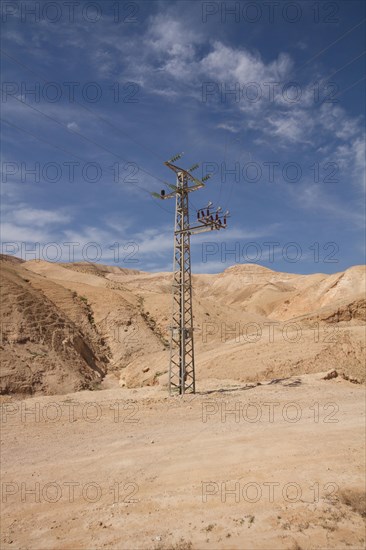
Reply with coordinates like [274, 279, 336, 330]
[1, 0, 365, 274]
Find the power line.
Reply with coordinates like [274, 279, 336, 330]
[218, 44, 366, 214]
[1, 46, 240, 221]
[0, 48, 163, 163]
[336, 75, 366, 98]
[0, 48, 230, 211]
[1, 117, 87, 163]
[1, 117, 173, 214]
[4, 16, 363, 226]
[323, 51, 366, 82]
[296, 18, 366, 72]
[6, 94, 170, 189]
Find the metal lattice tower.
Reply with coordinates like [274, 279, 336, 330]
[152, 154, 229, 395]
[170, 169, 195, 394]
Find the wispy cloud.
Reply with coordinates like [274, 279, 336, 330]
[1, 2, 364, 274]
[289, 183, 365, 229]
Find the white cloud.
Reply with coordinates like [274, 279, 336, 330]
[0, 222, 51, 243]
[201, 43, 292, 84]
[216, 123, 238, 133]
[1, 206, 72, 249]
[290, 183, 365, 229]
[264, 109, 314, 144]
[93, 14, 293, 110]
[318, 103, 362, 139]
[12, 208, 71, 227]
[335, 136, 366, 191]
[67, 121, 79, 131]
[133, 227, 173, 257]
[146, 14, 199, 61]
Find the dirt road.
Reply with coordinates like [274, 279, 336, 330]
[1, 373, 365, 549]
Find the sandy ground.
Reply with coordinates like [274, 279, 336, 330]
[1, 373, 365, 550]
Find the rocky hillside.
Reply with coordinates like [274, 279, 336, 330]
[0, 255, 109, 395]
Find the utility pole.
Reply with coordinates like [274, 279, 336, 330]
[153, 154, 229, 395]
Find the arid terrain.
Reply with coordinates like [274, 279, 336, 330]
[1, 255, 365, 395]
[1, 255, 365, 549]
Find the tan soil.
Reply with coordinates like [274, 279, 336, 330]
[0, 374, 365, 549]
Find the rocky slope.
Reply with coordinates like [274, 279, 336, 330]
[0, 256, 109, 395]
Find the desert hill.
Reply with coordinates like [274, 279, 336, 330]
[0, 255, 110, 395]
[0, 255, 365, 395]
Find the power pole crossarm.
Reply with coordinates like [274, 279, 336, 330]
[152, 155, 229, 395]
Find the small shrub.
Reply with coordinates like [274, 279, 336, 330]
[339, 489, 366, 517]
